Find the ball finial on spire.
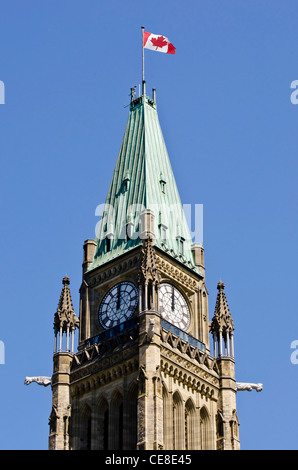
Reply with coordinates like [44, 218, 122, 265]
[62, 276, 70, 286]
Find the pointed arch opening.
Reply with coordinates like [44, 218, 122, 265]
[126, 382, 138, 450]
[172, 391, 184, 450]
[110, 390, 124, 450]
[162, 384, 171, 449]
[98, 396, 109, 450]
[80, 403, 92, 450]
[185, 398, 196, 450]
[200, 406, 211, 450]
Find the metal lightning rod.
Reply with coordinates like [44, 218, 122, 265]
[142, 26, 145, 95]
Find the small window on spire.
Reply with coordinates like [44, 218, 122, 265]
[106, 236, 111, 253]
[123, 173, 130, 193]
[159, 223, 168, 242]
[160, 173, 167, 194]
[177, 236, 185, 255]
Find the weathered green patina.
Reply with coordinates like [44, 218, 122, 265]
[89, 92, 198, 273]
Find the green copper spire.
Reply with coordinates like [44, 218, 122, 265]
[89, 90, 198, 273]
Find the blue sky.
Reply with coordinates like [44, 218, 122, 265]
[0, 0, 298, 450]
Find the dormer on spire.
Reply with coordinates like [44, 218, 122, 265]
[54, 276, 79, 353]
[210, 281, 234, 358]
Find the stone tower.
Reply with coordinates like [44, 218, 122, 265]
[49, 87, 240, 450]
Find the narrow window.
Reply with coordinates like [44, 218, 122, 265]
[103, 409, 109, 450]
[123, 173, 130, 193]
[126, 223, 133, 241]
[118, 403, 123, 450]
[185, 410, 189, 450]
[106, 236, 111, 252]
[159, 224, 167, 241]
[160, 173, 167, 194]
[87, 415, 92, 450]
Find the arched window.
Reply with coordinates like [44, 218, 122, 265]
[200, 406, 211, 450]
[127, 382, 138, 450]
[98, 397, 109, 450]
[216, 411, 224, 450]
[104, 408, 109, 449]
[162, 385, 171, 449]
[172, 391, 183, 450]
[80, 404, 92, 450]
[185, 398, 196, 450]
[110, 391, 123, 450]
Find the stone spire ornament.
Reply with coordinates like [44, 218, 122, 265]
[53, 276, 79, 353]
[210, 281, 234, 358]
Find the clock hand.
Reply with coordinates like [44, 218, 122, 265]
[117, 285, 121, 310]
[171, 287, 175, 311]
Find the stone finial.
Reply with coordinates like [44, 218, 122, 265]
[138, 238, 160, 284]
[62, 275, 70, 285]
[210, 280, 234, 334]
[54, 276, 79, 334]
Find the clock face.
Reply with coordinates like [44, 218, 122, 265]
[98, 281, 138, 329]
[159, 283, 190, 331]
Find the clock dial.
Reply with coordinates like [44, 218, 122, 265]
[159, 283, 190, 331]
[99, 281, 138, 329]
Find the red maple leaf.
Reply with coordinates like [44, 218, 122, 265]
[150, 35, 168, 49]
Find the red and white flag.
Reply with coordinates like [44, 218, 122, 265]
[143, 31, 176, 55]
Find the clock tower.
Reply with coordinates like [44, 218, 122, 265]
[49, 85, 240, 450]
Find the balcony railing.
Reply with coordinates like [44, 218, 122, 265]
[84, 317, 206, 354]
[161, 319, 206, 352]
[84, 317, 138, 349]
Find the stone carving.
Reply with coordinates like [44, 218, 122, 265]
[147, 319, 155, 342]
[137, 365, 148, 395]
[236, 382, 263, 392]
[139, 239, 160, 284]
[24, 376, 52, 387]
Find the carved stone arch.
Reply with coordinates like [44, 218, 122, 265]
[97, 393, 109, 408]
[229, 409, 240, 448]
[185, 396, 196, 411]
[80, 401, 91, 416]
[111, 388, 123, 403]
[137, 364, 148, 396]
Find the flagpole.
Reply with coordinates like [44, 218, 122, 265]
[141, 26, 145, 95]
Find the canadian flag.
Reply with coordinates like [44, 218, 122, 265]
[143, 31, 176, 54]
